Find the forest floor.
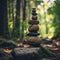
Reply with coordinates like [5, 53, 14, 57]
[0, 37, 60, 60]
[41, 40, 60, 60]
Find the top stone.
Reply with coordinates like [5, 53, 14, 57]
[32, 8, 36, 12]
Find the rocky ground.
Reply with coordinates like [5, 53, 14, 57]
[0, 37, 60, 60]
[0, 47, 60, 60]
[40, 38, 60, 60]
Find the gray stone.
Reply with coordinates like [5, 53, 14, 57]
[12, 47, 41, 60]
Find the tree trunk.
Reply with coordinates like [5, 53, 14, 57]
[14, 0, 21, 38]
[0, 1, 4, 36]
[3, 0, 9, 38]
[11, 0, 16, 38]
[0, 0, 9, 38]
[21, 0, 26, 41]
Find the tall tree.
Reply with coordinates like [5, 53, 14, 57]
[21, 0, 26, 41]
[11, 0, 16, 38]
[14, 0, 21, 38]
[0, 0, 9, 38]
[0, 0, 4, 36]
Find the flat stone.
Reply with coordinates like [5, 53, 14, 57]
[29, 20, 39, 25]
[12, 47, 41, 60]
[27, 32, 40, 36]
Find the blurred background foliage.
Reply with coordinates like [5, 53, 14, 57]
[0, 0, 60, 41]
[6, 0, 60, 39]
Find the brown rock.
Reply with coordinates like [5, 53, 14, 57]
[26, 36, 40, 45]
[28, 25, 39, 32]
[32, 16, 37, 20]
[29, 20, 39, 25]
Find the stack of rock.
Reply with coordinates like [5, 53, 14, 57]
[26, 8, 40, 46]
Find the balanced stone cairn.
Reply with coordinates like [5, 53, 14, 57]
[26, 8, 40, 46]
